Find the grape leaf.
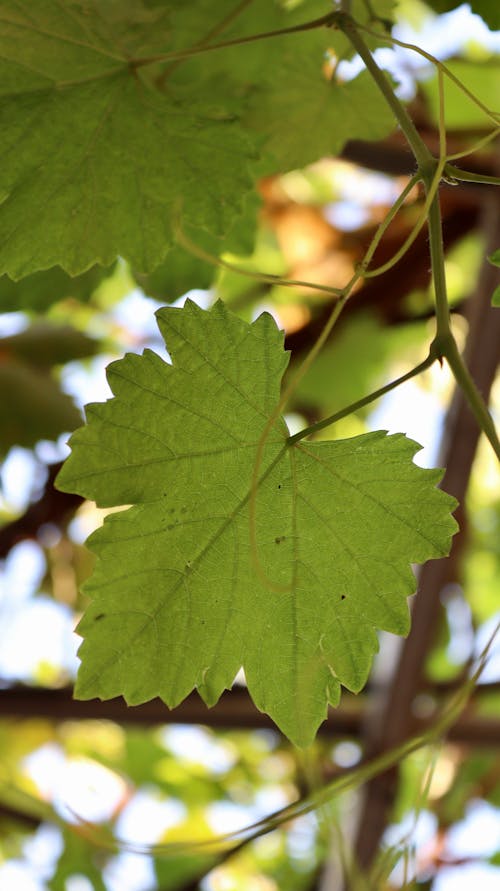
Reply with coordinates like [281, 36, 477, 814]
[245, 46, 396, 172]
[134, 192, 261, 303]
[0, 1, 256, 278]
[57, 301, 457, 746]
[0, 264, 114, 313]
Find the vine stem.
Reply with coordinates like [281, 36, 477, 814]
[445, 336, 500, 460]
[426, 188, 500, 459]
[175, 224, 344, 298]
[342, 15, 500, 462]
[446, 127, 500, 162]
[287, 352, 437, 445]
[445, 163, 500, 187]
[49, 621, 499, 858]
[359, 23, 500, 127]
[338, 15, 432, 169]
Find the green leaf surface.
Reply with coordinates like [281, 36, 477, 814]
[246, 60, 396, 172]
[0, 1, 256, 278]
[422, 59, 500, 129]
[134, 193, 261, 303]
[0, 265, 114, 313]
[57, 301, 457, 746]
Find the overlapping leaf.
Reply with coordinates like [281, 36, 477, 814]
[244, 41, 396, 172]
[0, 0, 400, 278]
[57, 302, 457, 746]
[0, 1, 256, 277]
[0, 265, 114, 313]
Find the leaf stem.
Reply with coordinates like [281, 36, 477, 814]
[133, 11, 337, 68]
[361, 168, 442, 279]
[445, 163, 500, 187]
[279, 172, 421, 406]
[446, 128, 500, 162]
[445, 336, 500, 460]
[343, 18, 500, 460]
[287, 352, 437, 445]
[426, 193, 451, 342]
[63, 621, 498, 857]
[175, 223, 344, 297]
[426, 186, 500, 459]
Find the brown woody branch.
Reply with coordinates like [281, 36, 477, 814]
[352, 192, 500, 871]
[0, 685, 499, 746]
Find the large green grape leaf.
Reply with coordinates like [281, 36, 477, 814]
[0, 1, 257, 278]
[244, 40, 396, 172]
[168, 0, 397, 173]
[57, 301, 457, 746]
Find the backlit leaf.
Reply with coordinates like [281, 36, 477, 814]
[57, 301, 457, 746]
[0, 2, 256, 277]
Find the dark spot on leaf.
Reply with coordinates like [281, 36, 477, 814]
[94, 613, 105, 621]
[341, 595, 346, 601]
[275, 536, 286, 544]
[277, 484, 281, 489]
